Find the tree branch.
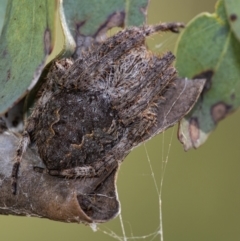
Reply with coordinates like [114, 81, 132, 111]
[0, 132, 120, 223]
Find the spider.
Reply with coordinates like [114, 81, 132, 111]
[11, 22, 200, 194]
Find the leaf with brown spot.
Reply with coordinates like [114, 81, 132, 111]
[225, 0, 240, 42]
[176, 0, 240, 150]
[0, 0, 57, 115]
[62, 0, 149, 58]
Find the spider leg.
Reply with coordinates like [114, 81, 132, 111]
[110, 51, 176, 125]
[0, 117, 7, 133]
[11, 131, 30, 194]
[63, 22, 184, 90]
[32, 158, 97, 178]
[143, 22, 184, 36]
[116, 51, 175, 106]
[123, 69, 177, 144]
[90, 22, 184, 66]
[48, 165, 97, 178]
[63, 27, 148, 89]
[47, 159, 118, 179]
[90, 22, 184, 68]
[121, 66, 177, 121]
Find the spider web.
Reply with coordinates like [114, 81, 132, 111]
[95, 126, 176, 241]
[90, 20, 219, 241]
[89, 29, 187, 241]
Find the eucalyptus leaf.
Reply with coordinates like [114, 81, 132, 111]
[225, 0, 240, 42]
[62, 0, 148, 58]
[0, 0, 56, 115]
[0, 0, 8, 35]
[176, 0, 240, 150]
[63, 0, 148, 36]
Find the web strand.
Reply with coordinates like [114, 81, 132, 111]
[98, 20, 217, 241]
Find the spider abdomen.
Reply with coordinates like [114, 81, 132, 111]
[34, 89, 121, 170]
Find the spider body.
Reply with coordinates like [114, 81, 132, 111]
[12, 23, 193, 194]
[36, 88, 122, 172]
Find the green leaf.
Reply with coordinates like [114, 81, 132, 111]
[0, 0, 56, 115]
[62, 0, 148, 57]
[57, 1, 76, 58]
[0, 0, 8, 35]
[124, 0, 149, 26]
[176, 0, 240, 150]
[225, 0, 240, 42]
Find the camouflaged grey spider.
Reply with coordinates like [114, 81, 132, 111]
[11, 22, 202, 194]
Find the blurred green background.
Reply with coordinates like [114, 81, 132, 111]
[1, 0, 240, 240]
